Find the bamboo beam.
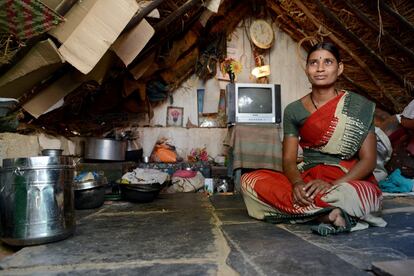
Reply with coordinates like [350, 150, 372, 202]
[343, 0, 414, 62]
[380, 0, 414, 33]
[291, 0, 400, 108]
[153, 0, 203, 32]
[314, 0, 413, 95]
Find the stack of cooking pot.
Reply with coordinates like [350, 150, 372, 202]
[84, 130, 142, 162]
[74, 178, 106, 209]
[0, 153, 75, 246]
[119, 168, 168, 203]
[120, 182, 163, 203]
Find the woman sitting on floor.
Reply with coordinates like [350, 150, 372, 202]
[241, 42, 387, 236]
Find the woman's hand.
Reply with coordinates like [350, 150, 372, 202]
[303, 179, 332, 199]
[292, 181, 313, 206]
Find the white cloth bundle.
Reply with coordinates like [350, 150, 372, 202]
[121, 168, 168, 184]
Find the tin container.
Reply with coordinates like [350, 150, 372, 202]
[0, 156, 75, 246]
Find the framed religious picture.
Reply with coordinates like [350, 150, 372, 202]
[166, 106, 184, 127]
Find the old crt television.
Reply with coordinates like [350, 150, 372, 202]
[227, 83, 281, 124]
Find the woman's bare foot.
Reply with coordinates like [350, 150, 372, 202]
[328, 208, 346, 227]
[312, 208, 350, 236]
[318, 208, 346, 227]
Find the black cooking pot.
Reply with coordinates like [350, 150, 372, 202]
[74, 180, 105, 209]
[119, 183, 162, 203]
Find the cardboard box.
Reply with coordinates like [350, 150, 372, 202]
[22, 72, 81, 118]
[23, 51, 115, 118]
[112, 18, 154, 66]
[49, 0, 139, 74]
[0, 39, 64, 99]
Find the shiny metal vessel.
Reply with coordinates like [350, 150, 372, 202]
[0, 156, 75, 246]
[85, 138, 126, 161]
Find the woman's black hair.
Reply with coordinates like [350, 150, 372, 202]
[306, 42, 341, 63]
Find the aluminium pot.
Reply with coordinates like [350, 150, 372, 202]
[84, 138, 126, 161]
[0, 156, 75, 246]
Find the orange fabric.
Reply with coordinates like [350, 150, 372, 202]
[299, 92, 343, 148]
[248, 160, 378, 214]
[153, 145, 177, 163]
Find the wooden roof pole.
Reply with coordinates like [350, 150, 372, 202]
[291, 0, 392, 102]
[341, 73, 391, 111]
[154, 0, 203, 32]
[127, 5, 204, 70]
[343, 0, 414, 62]
[380, 0, 414, 34]
[314, 0, 413, 96]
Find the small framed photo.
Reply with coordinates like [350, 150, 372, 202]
[166, 106, 184, 127]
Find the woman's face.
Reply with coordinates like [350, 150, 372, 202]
[306, 49, 343, 88]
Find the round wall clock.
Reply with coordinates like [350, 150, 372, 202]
[249, 19, 274, 49]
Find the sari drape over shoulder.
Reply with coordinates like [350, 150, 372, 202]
[241, 91, 386, 233]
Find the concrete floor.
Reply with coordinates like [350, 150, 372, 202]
[0, 193, 413, 275]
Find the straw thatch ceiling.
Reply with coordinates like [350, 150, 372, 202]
[0, 0, 413, 136]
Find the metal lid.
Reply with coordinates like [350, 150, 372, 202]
[1, 156, 75, 171]
[73, 180, 105, 191]
[41, 149, 63, 156]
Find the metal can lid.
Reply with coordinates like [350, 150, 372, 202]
[73, 180, 105, 191]
[1, 156, 75, 170]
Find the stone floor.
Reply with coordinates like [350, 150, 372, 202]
[0, 193, 413, 275]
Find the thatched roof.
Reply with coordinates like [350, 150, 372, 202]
[0, 0, 413, 135]
[268, 0, 414, 113]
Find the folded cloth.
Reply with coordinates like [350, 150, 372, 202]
[374, 127, 392, 181]
[379, 169, 414, 193]
[402, 99, 414, 119]
[311, 223, 348, 236]
[172, 170, 197, 178]
[165, 171, 205, 193]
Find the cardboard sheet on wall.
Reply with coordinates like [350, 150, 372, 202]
[49, 0, 139, 74]
[0, 39, 64, 99]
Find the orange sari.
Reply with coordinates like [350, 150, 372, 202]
[241, 91, 386, 232]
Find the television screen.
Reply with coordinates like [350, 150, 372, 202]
[238, 87, 273, 113]
[226, 83, 281, 124]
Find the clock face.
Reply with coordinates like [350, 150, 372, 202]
[249, 19, 274, 49]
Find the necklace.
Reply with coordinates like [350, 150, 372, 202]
[310, 90, 339, 110]
[310, 93, 318, 110]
